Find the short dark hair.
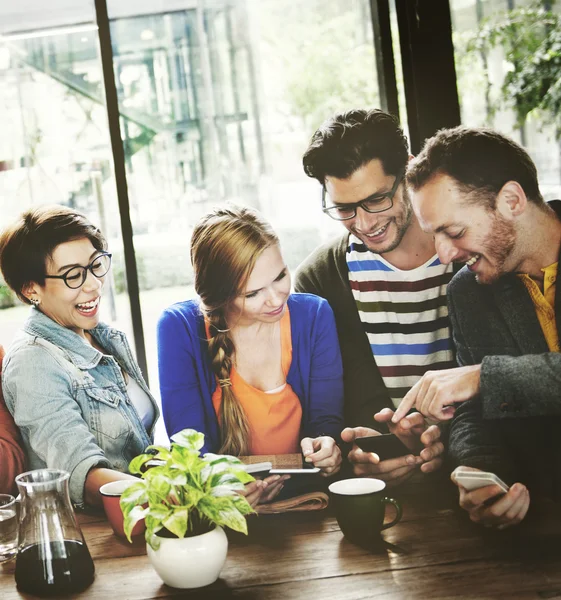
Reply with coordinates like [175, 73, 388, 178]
[406, 126, 543, 208]
[0, 205, 107, 304]
[302, 108, 409, 184]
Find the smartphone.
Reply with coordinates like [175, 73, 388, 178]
[453, 468, 510, 494]
[241, 462, 320, 476]
[354, 433, 411, 461]
[269, 467, 320, 475]
[242, 462, 273, 476]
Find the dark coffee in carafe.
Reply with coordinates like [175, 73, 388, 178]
[15, 470, 95, 597]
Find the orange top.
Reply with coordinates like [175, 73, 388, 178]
[209, 308, 302, 455]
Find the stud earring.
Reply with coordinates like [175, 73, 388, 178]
[30, 298, 40, 306]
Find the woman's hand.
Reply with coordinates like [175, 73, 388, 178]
[301, 436, 342, 477]
[239, 479, 267, 507]
[258, 474, 291, 504]
[239, 475, 291, 507]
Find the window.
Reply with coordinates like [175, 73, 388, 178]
[450, 0, 561, 200]
[0, 3, 133, 354]
[1, 0, 384, 445]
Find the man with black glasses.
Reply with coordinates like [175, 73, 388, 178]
[295, 109, 450, 485]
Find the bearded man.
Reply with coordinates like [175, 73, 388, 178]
[393, 126, 561, 528]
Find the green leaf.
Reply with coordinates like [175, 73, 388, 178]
[228, 469, 254, 485]
[164, 469, 188, 486]
[120, 481, 148, 509]
[162, 506, 189, 538]
[203, 453, 242, 465]
[145, 474, 171, 501]
[171, 429, 205, 451]
[210, 483, 245, 497]
[147, 533, 162, 551]
[217, 507, 248, 535]
[186, 487, 205, 506]
[232, 494, 254, 515]
[128, 454, 153, 475]
[169, 447, 195, 471]
[123, 505, 149, 543]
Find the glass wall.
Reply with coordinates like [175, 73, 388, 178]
[106, 0, 381, 418]
[450, 0, 561, 199]
[0, 0, 382, 444]
[0, 5, 134, 351]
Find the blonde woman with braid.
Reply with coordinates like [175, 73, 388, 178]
[157, 206, 344, 506]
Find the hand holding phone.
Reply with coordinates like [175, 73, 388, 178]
[451, 467, 528, 528]
[452, 467, 509, 494]
[354, 433, 411, 461]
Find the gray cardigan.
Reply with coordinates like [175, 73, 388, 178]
[448, 200, 561, 496]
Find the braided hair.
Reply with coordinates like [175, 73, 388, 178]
[190, 205, 279, 455]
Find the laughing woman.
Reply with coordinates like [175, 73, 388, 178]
[157, 206, 344, 506]
[0, 206, 159, 507]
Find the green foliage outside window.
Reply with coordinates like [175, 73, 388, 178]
[464, 1, 561, 132]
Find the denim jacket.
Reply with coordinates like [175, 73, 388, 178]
[2, 308, 159, 507]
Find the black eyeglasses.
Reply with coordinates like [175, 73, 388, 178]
[45, 253, 112, 289]
[321, 169, 405, 221]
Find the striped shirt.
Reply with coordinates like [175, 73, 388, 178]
[346, 235, 455, 407]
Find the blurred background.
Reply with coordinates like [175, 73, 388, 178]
[0, 0, 559, 443]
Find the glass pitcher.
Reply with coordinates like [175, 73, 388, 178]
[14, 469, 95, 596]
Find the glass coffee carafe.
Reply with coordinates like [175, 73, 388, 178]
[15, 469, 95, 596]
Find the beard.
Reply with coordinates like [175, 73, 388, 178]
[475, 212, 516, 284]
[359, 188, 414, 254]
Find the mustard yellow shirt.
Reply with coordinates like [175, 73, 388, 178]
[517, 262, 559, 352]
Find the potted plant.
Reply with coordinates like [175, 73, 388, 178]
[120, 429, 255, 589]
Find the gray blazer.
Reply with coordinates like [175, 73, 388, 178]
[447, 200, 561, 495]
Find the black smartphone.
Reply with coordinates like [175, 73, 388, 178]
[354, 434, 411, 461]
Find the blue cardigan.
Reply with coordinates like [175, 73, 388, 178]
[157, 293, 344, 454]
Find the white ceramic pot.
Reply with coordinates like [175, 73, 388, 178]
[146, 526, 228, 589]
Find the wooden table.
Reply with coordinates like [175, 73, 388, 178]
[2, 471, 561, 599]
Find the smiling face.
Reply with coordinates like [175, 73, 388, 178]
[26, 238, 107, 337]
[410, 173, 517, 285]
[227, 244, 291, 327]
[324, 159, 413, 253]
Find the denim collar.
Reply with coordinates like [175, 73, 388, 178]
[22, 307, 119, 370]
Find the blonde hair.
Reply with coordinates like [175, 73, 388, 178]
[190, 206, 279, 455]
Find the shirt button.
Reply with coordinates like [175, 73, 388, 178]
[499, 402, 509, 412]
[549, 275, 556, 283]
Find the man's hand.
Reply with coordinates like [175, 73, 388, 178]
[375, 408, 444, 474]
[341, 426, 420, 486]
[301, 436, 341, 477]
[451, 466, 530, 529]
[392, 365, 482, 423]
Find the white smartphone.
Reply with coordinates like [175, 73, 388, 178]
[269, 467, 320, 475]
[241, 462, 272, 476]
[453, 468, 510, 494]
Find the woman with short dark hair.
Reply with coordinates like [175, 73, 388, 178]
[0, 205, 159, 507]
